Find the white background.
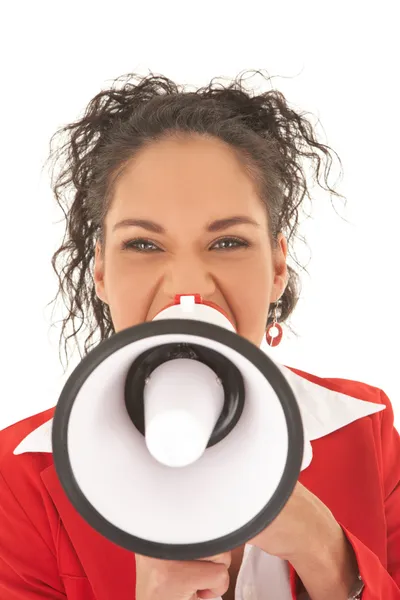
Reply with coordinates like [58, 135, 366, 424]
[0, 0, 399, 430]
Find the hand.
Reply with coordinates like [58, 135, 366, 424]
[135, 551, 232, 600]
[248, 482, 341, 561]
[248, 482, 360, 599]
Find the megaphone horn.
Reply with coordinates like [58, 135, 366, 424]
[52, 294, 304, 560]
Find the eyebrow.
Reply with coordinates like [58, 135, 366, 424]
[112, 215, 260, 234]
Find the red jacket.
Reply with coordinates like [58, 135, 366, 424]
[0, 367, 399, 599]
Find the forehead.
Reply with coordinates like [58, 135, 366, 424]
[107, 136, 267, 225]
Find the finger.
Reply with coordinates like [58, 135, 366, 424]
[188, 562, 230, 597]
[197, 589, 222, 599]
[197, 552, 232, 569]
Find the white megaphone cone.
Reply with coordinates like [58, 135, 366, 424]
[52, 293, 304, 561]
[145, 295, 235, 467]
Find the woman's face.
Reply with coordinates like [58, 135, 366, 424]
[94, 135, 288, 348]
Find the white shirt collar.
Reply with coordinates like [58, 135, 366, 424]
[13, 355, 385, 459]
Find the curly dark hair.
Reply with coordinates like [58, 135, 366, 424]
[45, 69, 345, 371]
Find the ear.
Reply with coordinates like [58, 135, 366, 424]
[93, 240, 108, 304]
[271, 233, 288, 303]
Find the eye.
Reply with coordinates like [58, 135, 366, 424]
[121, 238, 162, 252]
[210, 237, 249, 251]
[121, 236, 250, 253]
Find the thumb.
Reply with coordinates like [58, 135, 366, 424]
[195, 552, 231, 600]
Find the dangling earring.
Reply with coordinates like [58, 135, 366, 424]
[265, 301, 283, 347]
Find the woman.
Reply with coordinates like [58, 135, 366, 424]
[0, 70, 398, 600]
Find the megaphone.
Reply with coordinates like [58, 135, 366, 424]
[52, 294, 304, 561]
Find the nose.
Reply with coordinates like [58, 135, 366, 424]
[162, 254, 216, 302]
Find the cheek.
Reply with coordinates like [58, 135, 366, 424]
[224, 259, 272, 343]
[104, 256, 160, 330]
